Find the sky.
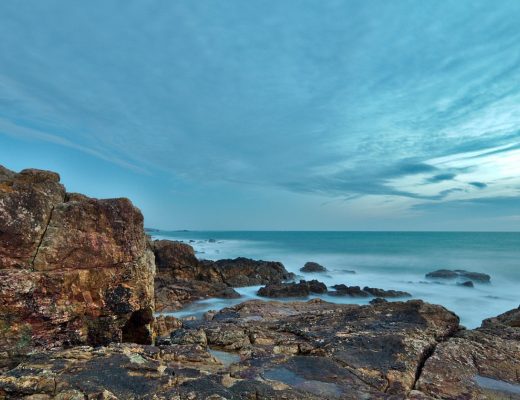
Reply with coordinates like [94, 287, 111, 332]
[1, 1, 519, 231]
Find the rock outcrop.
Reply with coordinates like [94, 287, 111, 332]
[153, 240, 294, 311]
[0, 166, 155, 367]
[0, 299, 461, 399]
[415, 306, 520, 399]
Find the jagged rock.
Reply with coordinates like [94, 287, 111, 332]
[0, 299, 461, 399]
[155, 278, 241, 312]
[0, 167, 65, 269]
[154, 240, 200, 281]
[201, 257, 296, 287]
[300, 262, 327, 273]
[415, 330, 520, 399]
[426, 269, 491, 283]
[152, 240, 294, 310]
[153, 315, 182, 338]
[258, 280, 327, 298]
[0, 165, 155, 365]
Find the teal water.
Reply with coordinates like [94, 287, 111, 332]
[152, 231, 520, 328]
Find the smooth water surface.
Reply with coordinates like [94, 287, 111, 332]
[152, 231, 520, 328]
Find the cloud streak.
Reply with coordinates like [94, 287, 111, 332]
[0, 0, 519, 228]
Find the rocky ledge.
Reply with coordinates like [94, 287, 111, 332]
[2, 299, 519, 399]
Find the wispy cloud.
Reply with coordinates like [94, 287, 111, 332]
[0, 1, 519, 228]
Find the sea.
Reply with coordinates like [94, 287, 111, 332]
[150, 231, 520, 328]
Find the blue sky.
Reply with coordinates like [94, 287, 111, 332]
[1, 1, 519, 230]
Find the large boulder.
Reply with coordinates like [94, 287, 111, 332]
[0, 165, 156, 366]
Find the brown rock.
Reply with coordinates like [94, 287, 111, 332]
[257, 280, 327, 298]
[151, 240, 294, 311]
[0, 165, 155, 365]
[0, 167, 65, 269]
[414, 305, 520, 399]
[0, 299, 462, 399]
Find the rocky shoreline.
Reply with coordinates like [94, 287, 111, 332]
[1, 165, 519, 399]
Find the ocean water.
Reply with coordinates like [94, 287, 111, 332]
[151, 231, 520, 328]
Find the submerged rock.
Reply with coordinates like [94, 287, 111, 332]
[458, 280, 474, 288]
[300, 261, 327, 273]
[0, 165, 155, 365]
[426, 269, 491, 283]
[258, 280, 327, 298]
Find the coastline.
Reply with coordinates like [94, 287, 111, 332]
[1, 165, 519, 399]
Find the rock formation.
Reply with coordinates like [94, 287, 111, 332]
[153, 240, 295, 311]
[0, 298, 464, 399]
[0, 166, 155, 367]
[300, 261, 327, 273]
[426, 269, 491, 283]
[329, 284, 412, 298]
[257, 280, 328, 298]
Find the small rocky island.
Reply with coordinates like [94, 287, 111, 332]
[1, 165, 519, 399]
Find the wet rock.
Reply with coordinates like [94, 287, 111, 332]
[201, 257, 296, 287]
[363, 286, 412, 298]
[154, 278, 241, 312]
[426, 269, 491, 283]
[458, 280, 474, 288]
[152, 240, 294, 310]
[300, 262, 327, 273]
[0, 165, 155, 363]
[415, 329, 520, 399]
[329, 284, 370, 297]
[258, 280, 327, 298]
[0, 299, 461, 399]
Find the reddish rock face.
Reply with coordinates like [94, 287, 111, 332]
[0, 165, 155, 365]
[0, 167, 65, 269]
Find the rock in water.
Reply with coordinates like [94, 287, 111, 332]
[152, 240, 295, 311]
[0, 165, 155, 364]
[300, 261, 327, 272]
[257, 280, 328, 298]
[426, 269, 491, 283]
